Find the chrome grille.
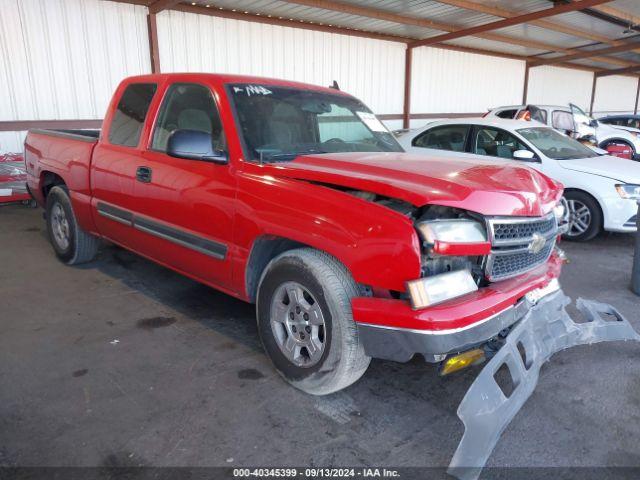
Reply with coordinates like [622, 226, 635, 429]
[492, 216, 556, 244]
[486, 213, 558, 281]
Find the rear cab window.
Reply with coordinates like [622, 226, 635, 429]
[108, 83, 157, 147]
[413, 125, 470, 151]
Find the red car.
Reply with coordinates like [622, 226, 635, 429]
[25, 73, 566, 394]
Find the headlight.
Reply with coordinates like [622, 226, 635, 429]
[615, 184, 640, 200]
[416, 219, 487, 244]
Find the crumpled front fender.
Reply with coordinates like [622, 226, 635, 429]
[448, 289, 640, 480]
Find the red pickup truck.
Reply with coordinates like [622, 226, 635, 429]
[25, 73, 566, 395]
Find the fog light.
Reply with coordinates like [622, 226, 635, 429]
[406, 270, 478, 310]
[440, 349, 485, 376]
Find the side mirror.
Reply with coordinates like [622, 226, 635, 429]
[513, 149, 537, 161]
[167, 129, 227, 164]
[590, 119, 598, 127]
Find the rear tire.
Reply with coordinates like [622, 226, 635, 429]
[256, 248, 371, 395]
[562, 191, 602, 242]
[45, 186, 100, 264]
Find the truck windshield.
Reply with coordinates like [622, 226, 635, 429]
[517, 127, 597, 160]
[227, 83, 403, 162]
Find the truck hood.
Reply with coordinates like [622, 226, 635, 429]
[557, 154, 640, 183]
[265, 152, 562, 217]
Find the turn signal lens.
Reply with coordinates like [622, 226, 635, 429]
[406, 269, 478, 310]
[440, 349, 485, 376]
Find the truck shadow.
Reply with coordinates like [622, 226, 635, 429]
[82, 243, 476, 462]
[85, 243, 262, 353]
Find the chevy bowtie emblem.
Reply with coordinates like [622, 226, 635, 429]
[528, 233, 546, 254]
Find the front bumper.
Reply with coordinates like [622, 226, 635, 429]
[357, 298, 531, 362]
[353, 254, 562, 362]
[603, 196, 638, 232]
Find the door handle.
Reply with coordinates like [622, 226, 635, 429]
[136, 166, 152, 183]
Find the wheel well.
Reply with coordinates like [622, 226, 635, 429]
[41, 172, 66, 199]
[245, 236, 308, 303]
[599, 138, 635, 152]
[563, 188, 604, 227]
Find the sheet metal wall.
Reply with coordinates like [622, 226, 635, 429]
[0, 0, 150, 153]
[409, 47, 526, 128]
[3, 1, 640, 153]
[593, 75, 639, 117]
[526, 66, 594, 111]
[156, 9, 406, 127]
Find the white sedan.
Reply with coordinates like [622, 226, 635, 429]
[397, 118, 640, 241]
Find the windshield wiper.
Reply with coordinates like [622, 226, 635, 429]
[259, 148, 329, 163]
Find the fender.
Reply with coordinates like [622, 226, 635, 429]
[232, 170, 422, 297]
[25, 131, 99, 234]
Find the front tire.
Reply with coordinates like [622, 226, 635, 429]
[45, 186, 100, 264]
[256, 248, 371, 395]
[563, 191, 602, 242]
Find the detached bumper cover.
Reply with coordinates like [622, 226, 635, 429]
[448, 289, 640, 480]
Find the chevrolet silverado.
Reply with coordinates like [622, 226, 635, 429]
[25, 73, 569, 396]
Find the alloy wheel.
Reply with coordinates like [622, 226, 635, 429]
[269, 281, 326, 368]
[51, 202, 70, 250]
[566, 199, 591, 237]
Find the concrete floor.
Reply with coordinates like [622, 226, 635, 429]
[2, 204, 640, 475]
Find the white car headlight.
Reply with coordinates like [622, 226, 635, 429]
[416, 219, 487, 244]
[615, 184, 640, 200]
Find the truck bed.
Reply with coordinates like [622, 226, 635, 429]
[24, 128, 102, 219]
[29, 128, 100, 143]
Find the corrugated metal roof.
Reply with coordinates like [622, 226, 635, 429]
[493, 23, 593, 50]
[191, 0, 443, 38]
[351, 0, 499, 29]
[186, 0, 640, 75]
[609, 0, 640, 18]
[553, 10, 632, 41]
[444, 37, 546, 58]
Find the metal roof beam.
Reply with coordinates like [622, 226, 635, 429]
[409, 0, 613, 48]
[530, 39, 640, 66]
[595, 64, 640, 77]
[148, 0, 181, 14]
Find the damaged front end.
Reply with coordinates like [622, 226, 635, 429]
[448, 288, 640, 480]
